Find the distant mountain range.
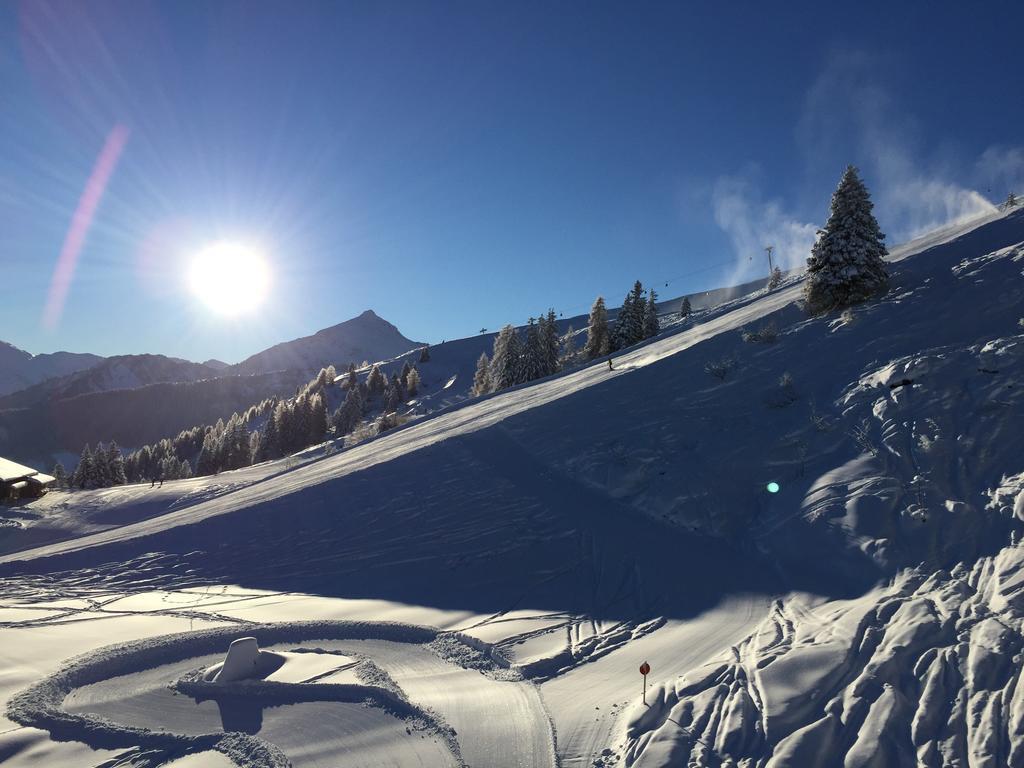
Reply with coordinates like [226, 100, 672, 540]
[0, 342, 103, 398]
[0, 355, 224, 410]
[0, 310, 424, 405]
[0, 310, 426, 465]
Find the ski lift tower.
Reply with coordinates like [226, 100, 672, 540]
[765, 245, 775, 275]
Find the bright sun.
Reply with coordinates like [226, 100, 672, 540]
[188, 241, 271, 316]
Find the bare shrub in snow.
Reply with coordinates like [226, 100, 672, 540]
[766, 372, 798, 408]
[346, 421, 377, 447]
[375, 412, 407, 434]
[841, 308, 856, 325]
[704, 356, 736, 381]
[809, 402, 835, 432]
[741, 321, 779, 343]
[848, 418, 878, 457]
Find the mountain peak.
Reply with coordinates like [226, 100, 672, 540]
[232, 309, 424, 375]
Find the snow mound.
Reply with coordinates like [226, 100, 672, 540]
[624, 535, 1024, 767]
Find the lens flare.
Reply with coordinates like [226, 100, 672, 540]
[767, 481, 780, 494]
[43, 124, 130, 329]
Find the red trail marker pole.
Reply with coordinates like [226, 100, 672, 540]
[639, 661, 651, 704]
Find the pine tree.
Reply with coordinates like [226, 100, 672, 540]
[643, 289, 660, 339]
[679, 295, 692, 321]
[72, 444, 94, 489]
[419, 346, 431, 363]
[767, 266, 783, 290]
[584, 297, 610, 359]
[612, 281, 646, 350]
[612, 290, 634, 352]
[309, 393, 328, 443]
[472, 352, 493, 396]
[332, 387, 363, 434]
[490, 325, 523, 390]
[521, 318, 546, 383]
[384, 384, 401, 412]
[405, 368, 420, 396]
[392, 372, 407, 401]
[560, 326, 576, 364]
[400, 361, 413, 385]
[52, 462, 67, 489]
[197, 428, 220, 475]
[106, 441, 127, 485]
[293, 396, 313, 450]
[258, 406, 281, 461]
[366, 364, 386, 397]
[1005, 191, 1019, 210]
[93, 442, 111, 488]
[804, 165, 889, 314]
[540, 309, 560, 376]
[343, 363, 358, 390]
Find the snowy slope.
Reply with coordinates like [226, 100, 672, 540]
[1, 206, 1023, 768]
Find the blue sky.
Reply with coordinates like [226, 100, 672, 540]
[1, 1, 1022, 363]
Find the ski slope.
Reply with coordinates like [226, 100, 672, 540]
[2, 205, 1024, 767]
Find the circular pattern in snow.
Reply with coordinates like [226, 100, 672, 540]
[5, 620, 528, 768]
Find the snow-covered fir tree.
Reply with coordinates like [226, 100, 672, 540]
[106, 441, 127, 485]
[1004, 191, 1019, 209]
[613, 281, 647, 350]
[767, 266, 783, 290]
[384, 383, 401, 412]
[257, 407, 281, 461]
[71, 444, 95, 489]
[309, 393, 328, 443]
[539, 310, 560, 376]
[489, 325, 523, 390]
[332, 387, 364, 435]
[679, 295, 691, 321]
[804, 165, 889, 314]
[584, 297, 610, 359]
[366, 364, 386, 396]
[643, 289, 660, 339]
[93, 442, 112, 488]
[405, 368, 420, 396]
[520, 318, 547, 383]
[472, 352, 493, 396]
[51, 462, 67, 489]
[343, 363, 358, 390]
[560, 325, 576, 365]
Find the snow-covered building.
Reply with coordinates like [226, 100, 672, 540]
[0, 457, 54, 501]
